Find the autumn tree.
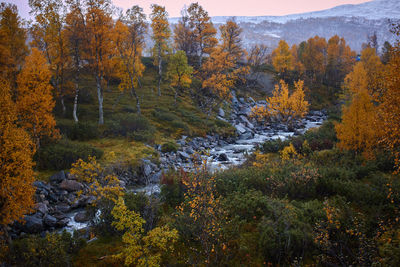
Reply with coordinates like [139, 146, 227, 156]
[114, 5, 147, 114]
[301, 36, 327, 82]
[0, 3, 28, 87]
[247, 44, 268, 73]
[359, 47, 384, 97]
[381, 41, 392, 64]
[150, 4, 170, 97]
[187, 2, 217, 67]
[175, 159, 226, 265]
[219, 19, 245, 62]
[325, 35, 356, 88]
[376, 24, 400, 172]
[65, 0, 85, 122]
[173, 6, 196, 60]
[16, 48, 58, 148]
[272, 40, 293, 79]
[252, 80, 309, 125]
[29, 0, 70, 115]
[112, 197, 178, 266]
[290, 44, 305, 79]
[167, 50, 193, 104]
[0, 78, 35, 239]
[83, 0, 114, 125]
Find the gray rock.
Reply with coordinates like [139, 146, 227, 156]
[55, 203, 71, 213]
[218, 108, 225, 117]
[186, 147, 195, 154]
[240, 132, 253, 140]
[34, 181, 51, 192]
[142, 164, 152, 177]
[217, 153, 229, 162]
[149, 171, 162, 183]
[43, 214, 57, 227]
[23, 215, 43, 233]
[74, 211, 90, 223]
[50, 171, 66, 183]
[35, 202, 48, 214]
[59, 179, 83, 192]
[235, 124, 247, 134]
[178, 151, 190, 160]
[56, 218, 69, 227]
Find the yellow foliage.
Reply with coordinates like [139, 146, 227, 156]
[70, 156, 124, 204]
[0, 79, 35, 231]
[272, 40, 293, 74]
[280, 143, 298, 161]
[112, 197, 178, 266]
[251, 80, 309, 124]
[16, 48, 59, 147]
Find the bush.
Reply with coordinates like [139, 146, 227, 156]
[36, 140, 103, 170]
[6, 231, 86, 266]
[161, 142, 178, 153]
[105, 113, 154, 137]
[153, 108, 180, 122]
[57, 120, 99, 141]
[128, 130, 155, 143]
[262, 138, 290, 153]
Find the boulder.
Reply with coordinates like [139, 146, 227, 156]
[50, 170, 66, 183]
[23, 215, 43, 233]
[235, 124, 247, 134]
[74, 211, 90, 223]
[240, 132, 253, 140]
[178, 151, 190, 161]
[43, 214, 57, 227]
[55, 203, 71, 213]
[35, 202, 49, 214]
[56, 218, 69, 227]
[217, 153, 229, 162]
[218, 108, 225, 117]
[59, 179, 83, 192]
[149, 171, 162, 183]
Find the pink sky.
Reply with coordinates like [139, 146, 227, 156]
[8, 0, 371, 19]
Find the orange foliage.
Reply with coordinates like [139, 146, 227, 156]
[272, 40, 293, 76]
[0, 79, 35, 232]
[0, 3, 28, 85]
[16, 48, 58, 147]
[252, 80, 309, 124]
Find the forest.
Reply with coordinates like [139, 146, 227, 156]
[0, 0, 400, 266]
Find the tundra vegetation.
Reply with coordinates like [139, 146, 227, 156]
[0, 1, 400, 266]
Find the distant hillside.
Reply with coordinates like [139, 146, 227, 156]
[169, 0, 400, 52]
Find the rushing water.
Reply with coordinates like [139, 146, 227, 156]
[65, 114, 325, 232]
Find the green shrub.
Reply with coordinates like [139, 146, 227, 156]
[36, 140, 103, 170]
[57, 120, 99, 141]
[153, 108, 180, 122]
[128, 130, 155, 143]
[161, 142, 178, 153]
[105, 113, 154, 137]
[6, 232, 85, 266]
[261, 138, 290, 153]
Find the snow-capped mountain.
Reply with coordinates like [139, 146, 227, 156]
[169, 0, 400, 52]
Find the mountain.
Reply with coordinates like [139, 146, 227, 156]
[169, 0, 400, 52]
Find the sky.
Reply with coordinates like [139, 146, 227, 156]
[7, 0, 372, 20]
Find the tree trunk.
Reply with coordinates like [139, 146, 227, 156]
[73, 82, 79, 123]
[158, 44, 162, 97]
[60, 95, 66, 116]
[96, 75, 104, 125]
[199, 50, 203, 68]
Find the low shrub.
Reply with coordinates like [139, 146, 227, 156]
[105, 113, 154, 137]
[36, 140, 103, 170]
[161, 142, 178, 153]
[57, 120, 99, 141]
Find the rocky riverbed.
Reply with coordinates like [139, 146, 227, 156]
[11, 91, 326, 237]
